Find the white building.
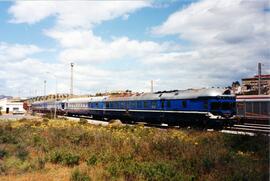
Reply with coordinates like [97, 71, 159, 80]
[0, 98, 26, 114]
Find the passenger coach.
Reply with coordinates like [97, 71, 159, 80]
[236, 95, 270, 124]
[63, 88, 236, 127]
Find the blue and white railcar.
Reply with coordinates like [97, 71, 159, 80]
[64, 88, 236, 127]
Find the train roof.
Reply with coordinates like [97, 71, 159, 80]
[63, 96, 108, 103]
[107, 88, 232, 101]
[31, 88, 233, 104]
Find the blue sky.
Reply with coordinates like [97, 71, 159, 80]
[0, 0, 269, 97]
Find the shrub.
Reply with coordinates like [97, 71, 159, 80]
[18, 161, 32, 172]
[62, 153, 80, 166]
[79, 118, 88, 125]
[49, 150, 80, 167]
[0, 163, 6, 174]
[15, 146, 29, 161]
[0, 149, 8, 159]
[35, 157, 46, 170]
[70, 168, 91, 181]
[0, 134, 17, 144]
[49, 151, 62, 164]
[86, 155, 98, 166]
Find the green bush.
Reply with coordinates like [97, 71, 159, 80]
[0, 149, 8, 159]
[63, 153, 80, 166]
[15, 146, 29, 161]
[49, 150, 80, 167]
[35, 157, 46, 170]
[0, 163, 6, 174]
[49, 151, 62, 164]
[86, 155, 98, 166]
[70, 168, 91, 181]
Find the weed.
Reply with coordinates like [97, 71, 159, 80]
[70, 168, 91, 181]
[86, 155, 98, 166]
[0, 149, 8, 159]
[34, 157, 46, 170]
[49, 150, 80, 167]
[15, 146, 29, 161]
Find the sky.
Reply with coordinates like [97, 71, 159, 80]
[0, 0, 269, 97]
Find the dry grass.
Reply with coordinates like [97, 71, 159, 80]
[0, 118, 269, 181]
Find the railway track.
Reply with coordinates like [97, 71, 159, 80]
[223, 123, 270, 135]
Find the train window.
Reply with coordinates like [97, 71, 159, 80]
[120, 102, 124, 108]
[253, 102, 260, 114]
[261, 102, 269, 115]
[203, 100, 208, 109]
[106, 102, 109, 108]
[182, 101, 187, 108]
[143, 101, 148, 108]
[137, 101, 142, 108]
[167, 101, 171, 108]
[221, 102, 230, 110]
[152, 101, 157, 109]
[211, 102, 220, 110]
[131, 101, 136, 108]
[161, 101, 164, 109]
[246, 102, 252, 113]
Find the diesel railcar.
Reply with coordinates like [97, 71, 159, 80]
[32, 88, 236, 127]
[236, 95, 270, 124]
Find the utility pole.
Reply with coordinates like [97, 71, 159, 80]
[258, 62, 261, 95]
[44, 80, 46, 112]
[70, 63, 74, 96]
[44, 80, 47, 100]
[150, 80, 154, 93]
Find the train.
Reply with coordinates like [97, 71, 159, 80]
[31, 88, 237, 128]
[236, 95, 270, 124]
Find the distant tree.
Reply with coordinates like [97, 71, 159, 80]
[232, 81, 240, 87]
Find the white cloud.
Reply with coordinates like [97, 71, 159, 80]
[9, 1, 150, 29]
[0, 42, 43, 62]
[45, 29, 179, 63]
[152, 0, 270, 44]
[4, 0, 270, 97]
[150, 0, 270, 82]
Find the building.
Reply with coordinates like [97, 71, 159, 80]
[0, 98, 26, 114]
[241, 74, 270, 95]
